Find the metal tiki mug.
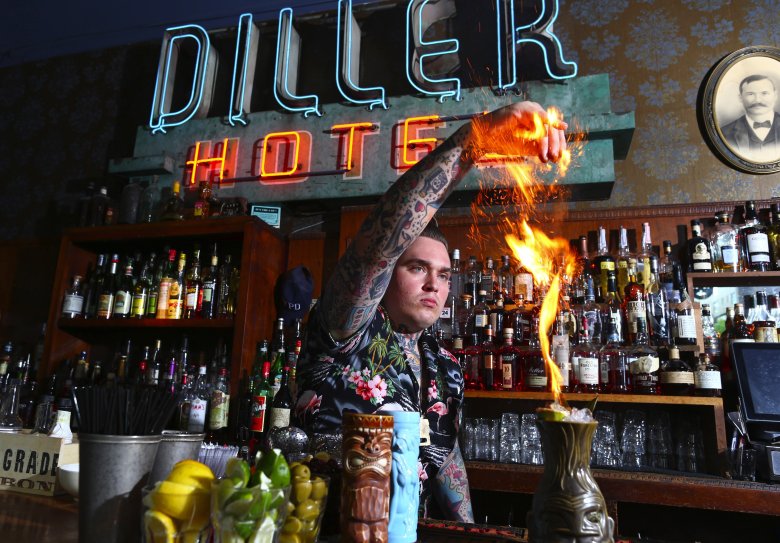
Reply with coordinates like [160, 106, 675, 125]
[387, 411, 420, 543]
[341, 413, 394, 543]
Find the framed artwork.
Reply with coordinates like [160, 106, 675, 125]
[702, 45, 780, 174]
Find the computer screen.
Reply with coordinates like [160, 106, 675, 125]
[731, 342, 780, 428]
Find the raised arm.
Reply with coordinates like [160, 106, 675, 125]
[321, 102, 567, 340]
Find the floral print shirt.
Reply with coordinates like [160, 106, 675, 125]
[294, 304, 464, 518]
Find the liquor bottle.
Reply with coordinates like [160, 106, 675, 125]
[591, 226, 615, 301]
[177, 372, 192, 429]
[513, 263, 534, 305]
[769, 202, 780, 270]
[694, 353, 722, 397]
[480, 325, 497, 390]
[88, 186, 110, 227]
[200, 245, 219, 319]
[573, 316, 600, 393]
[96, 254, 120, 319]
[463, 333, 483, 390]
[628, 316, 660, 395]
[161, 349, 178, 395]
[73, 350, 90, 386]
[143, 252, 161, 318]
[687, 220, 713, 272]
[621, 262, 646, 346]
[480, 257, 497, 302]
[146, 340, 163, 387]
[615, 225, 635, 298]
[467, 290, 490, 338]
[160, 181, 185, 221]
[732, 303, 755, 341]
[118, 179, 141, 224]
[113, 339, 132, 385]
[523, 316, 547, 392]
[659, 346, 694, 396]
[551, 313, 571, 393]
[576, 273, 602, 346]
[130, 345, 150, 387]
[84, 254, 106, 319]
[748, 290, 777, 342]
[270, 317, 286, 364]
[710, 211, 743, 272]
[112, 257, 135, 318]
[599, 270, 623, 345]
[207, 367, 230, 442]
[130, 256, 152, 318]
[187, 365, 210, 433]
[464, 255, 481, 300]
[601, 317, 629, 393]
[769, 294, 780, 329]
[184, 248, 203, 319]
[269, 365, 293, 430]
[497, 255, 514, 303]
[455, 294, 473, 341]
[670, 266, 697, 346]
[270, 345, 286, 399]
[156, 249, 177, 319]
[235, 371, 253, 460]
[637, 222, 654, 290]
[659, 241, 677, 301]
[643, 255, 667, 347]
[572, 236, 590, 306]
[193, 181, 213, 219]
[251, 361, 273, 445]
[700, 304, 721, 359]
[449, 249, 464, 303]
[488, 297, 505, 341]
[166, 251, 187, 319]
[62, 275, 85, 319]
[137, 176, 160, 223]
[286, 338, 302, 403]
[499, 328, 521, 391]
[741, 200, 771, 271]
[216, 254, 236, 318]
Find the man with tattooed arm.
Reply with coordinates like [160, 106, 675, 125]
[294, 101, 567, 521]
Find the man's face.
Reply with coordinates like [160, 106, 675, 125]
[383, 236, 451, 333]
[739, 78, 777, 118]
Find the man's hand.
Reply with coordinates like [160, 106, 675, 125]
[467, 101, 568, 164]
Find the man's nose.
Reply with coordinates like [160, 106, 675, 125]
[423, 273, 439, 291]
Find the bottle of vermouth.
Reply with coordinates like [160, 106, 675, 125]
[659, 346, 694, 396]
[268, 365, 292, 430]
[694, 353, 722, 397]
[687, 220, 713, 272]
[628, 316, 660, 395]
[480, 325, 496, 390]
[741, 200, 771, 271]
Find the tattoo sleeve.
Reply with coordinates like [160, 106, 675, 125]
[433, 440, 475, 523]
[322, 123, 478, 339]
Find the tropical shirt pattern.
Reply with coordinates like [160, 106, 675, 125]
[294, 304, 464, 519]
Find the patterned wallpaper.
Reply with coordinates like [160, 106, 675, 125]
[0, 1, 779, 241]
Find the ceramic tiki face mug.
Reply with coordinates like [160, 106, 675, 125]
[387, 411, 421, 543]
[341, 413, 394, 543]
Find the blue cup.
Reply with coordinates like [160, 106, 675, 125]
[388, 411, 420, 543]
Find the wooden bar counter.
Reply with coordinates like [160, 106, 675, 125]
[0, 492, 78, 543]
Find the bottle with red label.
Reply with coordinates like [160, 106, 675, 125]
[251, 361, 273, 446]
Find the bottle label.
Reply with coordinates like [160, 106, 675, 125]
[475, 314, 487, 328]
[202, 285, 214, 303]
[660, 371, 694, 385]
[754, 325, 778, 343]
[600, 358, 609, 386]
[626, 301, 646, 332]
[721, 245, 738, 265]
[251, 395, 268, 432]
[146, 292, 158, 316]
[269, 407, 291, 429]
[187, 399, 207, 432]
[167, 283, 183, 319]
[676, 315, 697, 339]
[482, 352, 494, 370]
[578, 357, 599, 385]
[114, 291, 131, 316]
[97, 294, 114, 318]
[156, 280, 171, 318]
[691, 242, 712, 271]
[209, 391, 230, 429]
[513, 274, 533, 302]
[502, 360, 513, 389]
[131, 293, 147, 317]
[62, 294, 84, 314]
[747, 233, 770, 262]
[527, 372, 547, 387]
[554, 349, 570, 387]
[694, 370, 722, 390]
[629, 355, 660, 375]
[186, 291, 199, 310]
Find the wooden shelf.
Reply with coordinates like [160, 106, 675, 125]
[58, 317, 235, 329]
[686, 271, 780, 289]
[465, 461, 780, 516]
[464, 390, 723, 407]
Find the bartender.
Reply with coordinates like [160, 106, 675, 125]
[294, 101, 567, 521]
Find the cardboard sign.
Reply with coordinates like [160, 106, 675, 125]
[0, 432, 79, 496]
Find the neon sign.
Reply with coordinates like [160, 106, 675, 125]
[149, 0, 577, 134]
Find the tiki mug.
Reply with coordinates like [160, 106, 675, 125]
[387, 411, 420, 543]
[341, 413, 394, 543]
[529, 420, 615, 543]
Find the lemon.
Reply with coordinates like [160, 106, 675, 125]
[179, 530, 204, 543]
[225, 457, 251, 489]
[143, 509, 177, 543]
[150, 481, 210, 521]
[166, 460, 215, 491]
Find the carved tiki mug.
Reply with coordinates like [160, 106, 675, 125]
[529, 420, 615, 543]
[341, 413, 394, 543]
[387, 411, 421, 543]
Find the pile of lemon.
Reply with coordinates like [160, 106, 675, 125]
[143, 459, 215, 543]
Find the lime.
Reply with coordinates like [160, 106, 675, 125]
[143, 509, 177, 543]
[215, 478, 241, 510]
[235, 519, 256, 540]
[224, 488, 256, 517]
[248, 469, 272, 490]
[248, 515, 277, 543]
[225, 457, 251, 488]
[245, 491, 273, 520]
[258, 449, 291, 488]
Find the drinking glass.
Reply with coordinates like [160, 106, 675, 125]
[674, 417, 704, 473]
[488, 418, 501, 461]
[499, 413, 521, 464]
[591, 410, 620, 468]
[620, 409, 646, 469]
[474, 418, 490, 460]
[461, 418, 476, 460]
[737, 448, 757, 481]
[646, 411, 673, 470]
[519, 413, 544, 465]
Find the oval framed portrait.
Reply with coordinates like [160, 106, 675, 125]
[702, 45, 780, 174]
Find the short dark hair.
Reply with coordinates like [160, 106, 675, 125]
[739, 74, 775, 93]
[419, 219, 448, 251]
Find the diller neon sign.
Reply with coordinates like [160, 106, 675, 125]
[149, 0, 576, 134]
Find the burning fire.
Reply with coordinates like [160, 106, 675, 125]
[471, 108, 581, 405]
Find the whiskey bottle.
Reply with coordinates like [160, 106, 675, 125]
[480, 325, 496, 390]
[670, 266, 697, 346]
[96, 254, 120, 319]
[687, 220, 713, 272]
[156, 249, 177, 319]
[160, 181, 186, 221]
[615, 225, 635, 297]
[599, 270, 623, 345]
[184, 248, 203, 319]
[523, 316, 547, 392]
[166, 251, 187, 319]
[628, 316, 660, 395]
[621, 262, 646, 345]
[499, 328, 521, 391]
[200, 244, 219, 319]
[193, 181, 212, 219]
[748, 290, 777, 342]
[659, 346, 694, 396]
[62, 275, 85, 319]
[741, 200, 771, 271]
[710, 211, 742, 272]
[694, 353, 722, 398]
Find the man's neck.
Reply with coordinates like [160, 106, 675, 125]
[393, 329, 423, 384]
[746, 112, 774, 124]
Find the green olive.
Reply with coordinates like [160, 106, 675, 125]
[301, 518, 317, 532]
[283, 516, 303, 534]
[292, 480, 312, 504]
[295, 499, 321, 521]
[279, 533, 301, 543]
[286, 502, 296, 515]
[291, 464, 311, 481]
[310, 478, 328, 500]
